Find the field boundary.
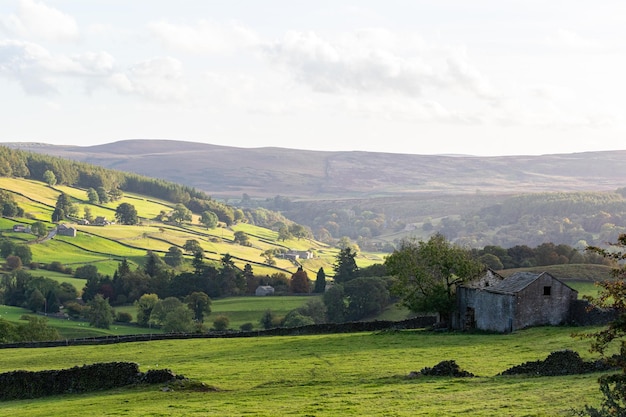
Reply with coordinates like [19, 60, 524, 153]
[0, 316, 436, 349]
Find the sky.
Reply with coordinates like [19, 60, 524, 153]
[1, 1, 625, 156]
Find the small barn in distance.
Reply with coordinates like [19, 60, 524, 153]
[57, 224, 76, 237]
[455, 271, 578, 333]
[255, 285, 275, 296]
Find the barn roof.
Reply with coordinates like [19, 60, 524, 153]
[484, 271, 574, 295]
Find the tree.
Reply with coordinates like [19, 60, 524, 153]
[51, 207, 64, 223]
[385, 234, 484, 323]
[233, 231, 250, 246]
[323, 284, 345, 323]
[13, 244, 31, 265]
[164, 246, 184, 267]
[282, 311, 315, 328]
[314, 267, 326, 293]
[0, 239, 15, 258]
[344, 277, 390, 321]
[86, 294, 114, 329]
[87, 187, 100, 204]
[185, 291, 211, 322]
[96, 186, 109, 203]
[170, 203, 192, 224]
[150, 297, 183, 325]
[290, 266, 310, 293]
[162, 305, 195, 333]
[295, 298, 327, 324]
[333, 247, 359, 283]
[30, 221, 47, 238]
[135, 293, 159, 327]
[55, 193, 76, 218]
[6, 255, 22, 270]
[115, 202, 138, 225]
[575, 234, 626, 416]
[260, 309, 275, 329]
[83, 206, 94, 223]
[213, 315, 230, 331]
[200, 210, 218, 229]
[43, 170, 56, 186]
[278, 226, 292, 241]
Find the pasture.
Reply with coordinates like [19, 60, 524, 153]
[0, 326, 609, 416]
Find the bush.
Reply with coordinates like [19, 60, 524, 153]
[213, 315, 230, 331]
[240, 322, 254, 331]
[115, 312, 133, 323]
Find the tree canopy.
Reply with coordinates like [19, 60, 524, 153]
[385, 233, 484, 322]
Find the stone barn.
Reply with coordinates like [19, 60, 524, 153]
[455, 271, 578, 333]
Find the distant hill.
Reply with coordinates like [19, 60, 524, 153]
[7, 140, 626, 199]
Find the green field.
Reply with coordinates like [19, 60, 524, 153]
[0, 325, 612, 416]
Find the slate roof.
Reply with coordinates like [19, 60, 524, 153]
[485, 272, 545, 295]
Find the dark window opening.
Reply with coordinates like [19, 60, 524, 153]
[543, 286, 551, 296]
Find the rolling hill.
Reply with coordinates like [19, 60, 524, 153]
[7, 140, 626, 199]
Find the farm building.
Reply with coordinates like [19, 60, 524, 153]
[12, 224, 30, 233]
[57, 224, 77, 237]
[255, 285, 275, 296]
[454, 270, 578, 333]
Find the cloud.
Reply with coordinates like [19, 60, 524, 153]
[546, 29, 599, 50]
[148, 19, 259, 54]
[262, 29, 498, 101]
[108, 57, 187, 101]
[0, 39, 117, 95]
[0, 39, 59, 94]
[0, 0, 79, 42]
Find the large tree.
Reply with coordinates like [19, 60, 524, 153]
[185, 291, 212, 322]
[86, 294, 114, 329]
[576, 234, 626, 416]
[290, 266, 310, 294]
[115, 202, 138, 225]
[170, 203, 192, 224]
[333, 247, 359, 283]
[200, 210, 218, 229]
[385, 233, 483, 323]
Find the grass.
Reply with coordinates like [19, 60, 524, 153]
[0, 325, 612, 416]
[209, 295, 319, 328]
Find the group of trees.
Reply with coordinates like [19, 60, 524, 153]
[1, 239, 33, 271]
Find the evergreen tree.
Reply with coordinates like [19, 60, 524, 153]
[333, 248, 359, 283]
[314, 267, 326, 293]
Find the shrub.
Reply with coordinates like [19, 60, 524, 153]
[240, 322, 254, 331]
[115, 312, 133, 323]
[213, 315, 230, 331]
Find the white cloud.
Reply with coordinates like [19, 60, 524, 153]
[110, 57, 187, 101]
[263, 29, 498, 102]
[148, 19, 259, 54]
[0, 0, 79, 42]
[0, 39, 58, 94]
[546, 29, 599, 50]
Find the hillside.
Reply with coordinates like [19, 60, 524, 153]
[7, 140, 626, 199]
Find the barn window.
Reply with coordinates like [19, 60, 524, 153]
[543, 286, 551, 296]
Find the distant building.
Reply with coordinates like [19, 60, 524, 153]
[454, 271, 578, 333]
[12, 224, 30, 233]
[57, 224, 77, 237]
[93, 216, 110, 226]
[255, 285, 275, 296]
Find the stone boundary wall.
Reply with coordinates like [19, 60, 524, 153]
[0, 362, 161, 401]
[0, 316, 436, 349]
[570, 300, 616, 327]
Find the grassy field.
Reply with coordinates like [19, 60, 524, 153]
[0, 295, 317, 337]
[0, 325, 611, 416]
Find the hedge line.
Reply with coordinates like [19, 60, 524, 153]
[0, 316, 436, 349]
